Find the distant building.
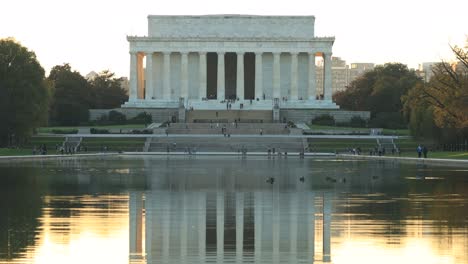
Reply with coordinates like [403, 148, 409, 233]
[316, 58, 374, 95]
[120, 77, 130, 95]
[85, 71, 98, 81]
[417, 62, 438, 82]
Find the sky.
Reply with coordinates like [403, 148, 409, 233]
[1, 0, 467, 78]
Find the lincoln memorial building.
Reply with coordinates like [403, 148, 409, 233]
[122, 15, 339, 111]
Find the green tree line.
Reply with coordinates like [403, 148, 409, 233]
[0, 38, 127, 146]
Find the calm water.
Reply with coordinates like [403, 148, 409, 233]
[0, 156, 467, 264]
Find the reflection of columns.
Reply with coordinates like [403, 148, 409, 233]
[272, 188, 280, 263]
[129, 192, 143, 259]
[199, 52, 207, 99]
[323, 192, 331, 262]
[181, 192, 188, 258]
[181, 52, 189, 100]
[217, 191, 224, 258]
[217, 52, 225, 100]
[145, 52, 153, 100]
[236, 193, 244, 262]
[308, 193, 316, 262]
[308, 52, 316, 100]
[236, 52, 244, 100]
[323, 52, 333, 101]
[290, 52, 299, 100]
[137, 53, 145, 99]
[254, 192, 262, 258]
[129, 52, 138, 101]
[198, 193, 206, 262]
[290, 192, 298, 258]
[163, 52, 171, 99]
[273, 52, 281, 99]
[162, 192, 170, 260]
[255, 52, 263, 100]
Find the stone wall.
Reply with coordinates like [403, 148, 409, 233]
[280, 109, 370, 123]
[90, 108, 178, 122]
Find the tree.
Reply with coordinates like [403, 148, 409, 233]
[48, 64, 91, 126]
[403, 43, 468, 142]
[90, 70, 128, 109]
[0, 38, 51, 146]
[334, 63, 422, 128]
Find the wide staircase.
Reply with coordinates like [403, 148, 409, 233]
[147, 136, 305, 153]
[165, 122, 291, 135]
[377, 138, 397, 152]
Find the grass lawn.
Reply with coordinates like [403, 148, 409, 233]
[0, 148, 33, 156]
[37, 124, 146, 133]
[399, 151, 468, 160]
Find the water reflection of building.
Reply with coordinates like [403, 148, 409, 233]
[129, 186, 333, 263]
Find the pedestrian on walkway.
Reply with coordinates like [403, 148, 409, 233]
[422, 146, 428, 158]
[417, 145, 422, 158]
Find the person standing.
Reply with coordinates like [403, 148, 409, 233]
[417, 145, 422, 158]
[422, 146, 428, 158]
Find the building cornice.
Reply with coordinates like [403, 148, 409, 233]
[127, 36, 335, 42]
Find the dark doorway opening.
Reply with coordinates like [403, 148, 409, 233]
[244, 53, 255, 100]
[207, 52, 217, 99]
[225, 52, 237, 100]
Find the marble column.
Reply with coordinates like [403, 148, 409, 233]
[308, 52, 316, 101]
[181, 52, 189, 100]
[273, 52, 281, 99]
[145, 52, 153, 100]
[217, 52, 225, 100]
[137, 53, 145, 99]
[199, 52, 207, 99]
[129, 52, 138, 101]
[236, 52, 245, 100]
[290, 52, 299, 100]
[323, 52, 333, 101]
[255, 52, 263, 100]
[163, 52, 171, 100]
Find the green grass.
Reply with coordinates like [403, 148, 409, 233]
[0, 148, 33, 156]
[399, 151, 468, 160]
[37, 124, 146, 133]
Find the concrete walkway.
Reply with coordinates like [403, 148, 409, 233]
[39, 133, 400, 139]
[338, 153, 468, 167]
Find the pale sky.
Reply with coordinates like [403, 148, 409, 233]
[1, 0, 466, 78]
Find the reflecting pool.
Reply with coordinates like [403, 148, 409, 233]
[0, 156, 467, 264]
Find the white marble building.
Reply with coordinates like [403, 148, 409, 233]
[123, 15, 338, 110]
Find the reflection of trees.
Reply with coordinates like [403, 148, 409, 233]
[0, 167, 42, 260]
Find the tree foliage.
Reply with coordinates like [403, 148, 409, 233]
[48, 64, 91, 126]
[90, 70, 128, 109]
[0, 38, 51, 146]
[403, 43, 468, 142]
[333, 63, 422, 128]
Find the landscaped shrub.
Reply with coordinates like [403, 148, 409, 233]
[90, 128, 110, 134]
[108, 110, 127, 123]
[370, 112, 407, 129]
[128, 112, 152, 125]
[51, 129, 78, 134]
[312, 114, 335, 126]
[131, 129, 153, 134]
[348, 116, 367, 128]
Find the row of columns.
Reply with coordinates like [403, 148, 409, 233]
[129, 51, 333, 102]
[130, 191, 332, 262]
